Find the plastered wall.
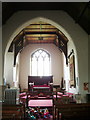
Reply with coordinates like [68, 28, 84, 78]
[19, 44, 63, 90]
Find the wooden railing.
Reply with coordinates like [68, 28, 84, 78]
[54, 103, 90, 120]
[1, 104, 25, 120]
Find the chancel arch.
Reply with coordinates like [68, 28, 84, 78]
[4, 16, 79, 94]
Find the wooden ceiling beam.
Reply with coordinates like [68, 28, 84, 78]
[25, 36, 56, 38]
[25, 31, 57, 34]
[25, 28, 57, 30]
[29, 24, 52, 25]
[11, 24, 68, 66]
[27, 40, 54, 44]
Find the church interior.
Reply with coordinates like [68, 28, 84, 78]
[0, 2, 90, 120]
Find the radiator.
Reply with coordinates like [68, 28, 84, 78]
[4, 89, 17, 104]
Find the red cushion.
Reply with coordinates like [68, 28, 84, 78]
[53, 95, 61, 98]
[33, 85, 49, 87]
[19, 92, 26, 96]
[20, 95, 30, 99]
[66, 92, 73, 95]
[62, 95, 69, 97]
[57, 92, 63, 95]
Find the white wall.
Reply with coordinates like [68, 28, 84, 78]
[2, 10, 88, 95]
[19, 44, 63, 90]
[16, 53, 20, 88]
[4, 52, 14, 87]
[4, 52, 20, 88]
[13, 53, 20, 88]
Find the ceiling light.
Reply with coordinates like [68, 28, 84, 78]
[38, 36, 43, 40]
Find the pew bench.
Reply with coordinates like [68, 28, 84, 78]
[2, 104, 25, 120]
[54, 103, 90, 120]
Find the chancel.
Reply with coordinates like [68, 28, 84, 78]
[1, 2, 90, 120]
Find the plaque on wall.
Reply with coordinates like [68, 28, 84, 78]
[69, 51, 76, 88]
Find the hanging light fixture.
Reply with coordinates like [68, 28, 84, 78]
[38, 21, 43, 40]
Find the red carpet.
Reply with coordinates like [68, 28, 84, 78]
[28, 99, 53, 107]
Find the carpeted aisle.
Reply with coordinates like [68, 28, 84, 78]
[28, 99, 53, 107]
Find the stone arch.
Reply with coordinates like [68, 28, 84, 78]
[4, 16, 79, 93]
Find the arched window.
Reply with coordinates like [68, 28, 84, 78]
[31, 49, 51, 76]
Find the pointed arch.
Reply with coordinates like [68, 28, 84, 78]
[4, 16, 79, 93]
[31, 48, 51, 76]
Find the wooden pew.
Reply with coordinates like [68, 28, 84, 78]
[1, 104, 25, 120]
[54, 103, 90, 120]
